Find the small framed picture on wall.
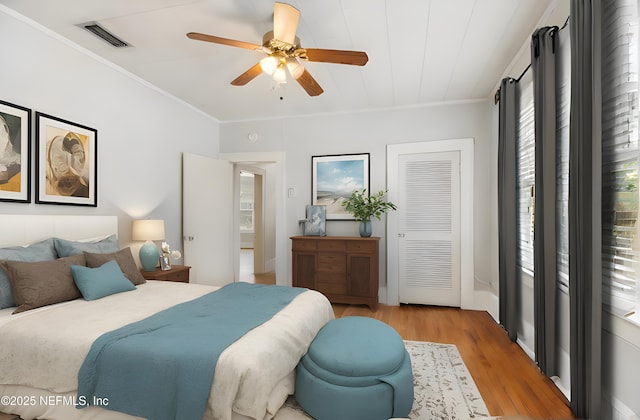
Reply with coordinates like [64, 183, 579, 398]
[0, 99, 31, 203]
[35, 112, 97, 207]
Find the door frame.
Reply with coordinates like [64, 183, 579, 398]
[220, 152, 286, 285]
[386, 139, 474, 308]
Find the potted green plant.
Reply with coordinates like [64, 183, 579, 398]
[342, 188, 397, 237]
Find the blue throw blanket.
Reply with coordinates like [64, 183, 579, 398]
[77, 282, 306, 420]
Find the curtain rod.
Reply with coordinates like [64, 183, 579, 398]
[494, 20, 569, 104]
[516, 63, 532, 83]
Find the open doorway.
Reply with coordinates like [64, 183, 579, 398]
[221, 152, 285, 286]
[237, 165, 275, 285]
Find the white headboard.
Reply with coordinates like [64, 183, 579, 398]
[0, 215, 118, 247]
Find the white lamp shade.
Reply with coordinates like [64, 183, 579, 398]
[260, 55, 280, 75]
[286, 58, 304, 79]
[132, 219, 165, 241]
[273, 66, 287, 83]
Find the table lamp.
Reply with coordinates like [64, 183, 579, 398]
[132, 219, 165, 272]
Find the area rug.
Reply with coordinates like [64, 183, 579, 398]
[274, 340, 490, 419]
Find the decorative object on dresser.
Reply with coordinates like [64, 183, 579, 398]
[300, 205, 326, 236]
[159, 241, 182, 270]
[0, 99, 31, 203]
[35, 112, 97, 206]
[132, 219, 165, 272]
[311, 153, 369, 220]
[341, 188, 397, 237]
[140, 265, 191, 283]
[291, 235, 379, 309]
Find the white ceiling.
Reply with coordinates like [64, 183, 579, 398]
[0, 0, 566, 122]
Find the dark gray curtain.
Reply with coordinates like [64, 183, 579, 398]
[498, 78, 518, 341]
[569, 1, 603, 418]
[531, 26, 559, 377]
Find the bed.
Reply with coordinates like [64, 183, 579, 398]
[0, 215, 334, 420]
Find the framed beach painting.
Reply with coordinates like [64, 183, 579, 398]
[35, 112, 97, 206]
[312, 153, 369, 220]
[0, 100, 31, 203]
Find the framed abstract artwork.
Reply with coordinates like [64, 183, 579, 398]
[35, 112, 97, 206]
[312, 153, 370, 220]
[0, 99, 31, 203]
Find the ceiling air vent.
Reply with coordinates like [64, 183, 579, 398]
[80, 22, 130, 48]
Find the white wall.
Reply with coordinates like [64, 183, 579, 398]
[219, 100, 498, 308]
[0, 9, 220, 254]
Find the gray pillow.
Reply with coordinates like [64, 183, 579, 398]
[84, 247, 147, 286]
[1, 253, 86, 314]
[54, 235, 119, 258]
[0, 238, 57, 309]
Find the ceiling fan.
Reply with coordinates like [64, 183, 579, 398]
[186, 2, 368, 96]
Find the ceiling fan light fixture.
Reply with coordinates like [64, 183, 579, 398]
[286, 58, 304, 79]
[187, 2, 367, 96]
[273, 66, 288, 83]
[260, 55, 280, 75]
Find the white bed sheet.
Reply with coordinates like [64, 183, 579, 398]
[0, 307, 14, 326]
[0, 281, 334, 420]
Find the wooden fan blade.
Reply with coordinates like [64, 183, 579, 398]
[273, 2, 300, 45]
[231, 62, 263, 86]
[304, 48, 369, 66]
[187, 32, 261, 51]
[295, 69, 324, 96]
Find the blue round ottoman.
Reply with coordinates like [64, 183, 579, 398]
[295, 316, 413, 420]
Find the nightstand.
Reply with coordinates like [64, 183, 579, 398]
[140, 265, 191, 283]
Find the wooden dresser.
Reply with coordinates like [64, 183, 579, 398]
[291, 236, 379, 310]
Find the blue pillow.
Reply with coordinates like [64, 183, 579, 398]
[70, 260, 136, 301]
[54, 235, 119, 258]
[0, 238, 57, 309]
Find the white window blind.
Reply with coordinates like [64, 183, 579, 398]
[517, 72, 536, 273]
[556, 27, 571, 288]
[601, 0, 639, 306]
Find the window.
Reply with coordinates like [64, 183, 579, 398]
[239, 172, 254, 231]
[517, 72, 536, 273]
[557, 27, 571, 289]
[601, 0, 640, 313]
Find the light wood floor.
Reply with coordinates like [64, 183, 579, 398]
[333, 303, 576, 419]
[239, 248, 276, 285]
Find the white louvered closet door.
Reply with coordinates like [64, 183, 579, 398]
[398, 151, 461, 306]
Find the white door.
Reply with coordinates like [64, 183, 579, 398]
[397, 151, 461, 306]
[183, 153, 234, 286]
[386, 138, 474, 309]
